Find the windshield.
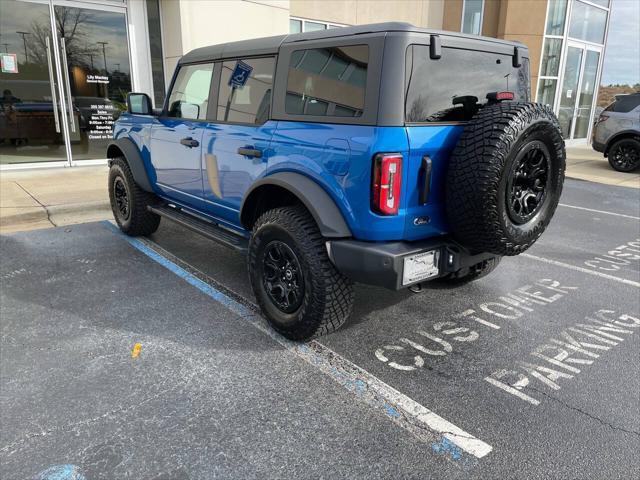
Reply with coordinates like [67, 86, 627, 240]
[405, 45, 530, 123]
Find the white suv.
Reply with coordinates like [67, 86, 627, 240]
[592, 93, 640, 172]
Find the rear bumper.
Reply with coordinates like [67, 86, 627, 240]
[592, 139, 606, 154]
[326, 237, 495, 290]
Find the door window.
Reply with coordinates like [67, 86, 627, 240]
[557, 46, 583, 138]
[0, 0, 66, 165]
[167, 63, 213, 120]
[216, 57, 275, 124]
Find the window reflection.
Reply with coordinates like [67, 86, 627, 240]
[568, 1, 607, 44]
[286, 45, 368, 117]
[546, 0, 568, 35]
[405, 46, 530, 123]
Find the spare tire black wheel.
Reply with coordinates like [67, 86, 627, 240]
[446, 102, 565, 256]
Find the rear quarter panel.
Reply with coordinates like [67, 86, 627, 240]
[269, 121, 410, 241]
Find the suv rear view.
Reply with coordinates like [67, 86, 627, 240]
[108, 23, 566, 340]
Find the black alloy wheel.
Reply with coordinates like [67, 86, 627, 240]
[262, 240, 305, 314]
[609, 139, 640, 172]
[506, 141, 550, 225]
[113, 176, 130, 222]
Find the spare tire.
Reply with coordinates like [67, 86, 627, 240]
[445, 102, 565, 256]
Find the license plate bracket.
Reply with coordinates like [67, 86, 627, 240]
[402, 250, 440, 285]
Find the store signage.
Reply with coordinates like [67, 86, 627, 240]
[87, 103, 116, 140]
[229, 60, 252, 88]
[87, 74, 109, 84]
[1, 53, 18, 74]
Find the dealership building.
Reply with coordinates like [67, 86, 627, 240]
[0, 0, 612, 168]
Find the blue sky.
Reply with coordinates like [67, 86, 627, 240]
[601, 0, 640, 85]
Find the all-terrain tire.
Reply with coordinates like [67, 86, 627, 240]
[446, 102, 565, 256]
[607, 137, 640, 172]
[439, 256, 501, 285]
[248, 206, 354, 341]
[108, 157, 161, 236]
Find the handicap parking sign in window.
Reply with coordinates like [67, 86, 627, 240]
[229, 60, 253, 88]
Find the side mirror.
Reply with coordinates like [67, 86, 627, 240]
[127, 93, 153, 115]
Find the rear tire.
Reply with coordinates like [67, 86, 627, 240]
[608, 137, 640, 172]
[248, 206, 354, 341]
[439, 256, 501, 284]
[108, 157, 161, 236]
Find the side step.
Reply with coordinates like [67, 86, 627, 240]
[148, 205, 248, 253]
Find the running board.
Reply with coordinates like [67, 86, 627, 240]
[148, 205, 248, 253]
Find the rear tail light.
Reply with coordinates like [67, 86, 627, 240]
[372, 153, 402, 215]
[597, 114, 609, 123]
[486, 91, 515, 102]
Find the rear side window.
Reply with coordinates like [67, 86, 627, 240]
[167, 63, 214, 120]
[405, 45, 530, 123]
[217, 57, 275, 124]
[604, 94, 640, 113]
[286, 45, 368, 117]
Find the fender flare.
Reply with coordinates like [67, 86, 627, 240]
[107, 138, 154, 193]
[241, 172, 352, 238]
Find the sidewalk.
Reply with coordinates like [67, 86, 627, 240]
[565, 144, 640, 188]
[1, 166, 110, 234]
[1, 145, 638, 234]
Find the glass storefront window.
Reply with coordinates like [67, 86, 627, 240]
[545, 0, 568, 35]
[537, 79, 558, 107]
[573, 49, 600, 139]
[558, 46, 583, 138]
[540, 38, 563, 76]
[569, 1, 607, 44]
[289, 19, 302, 33]
[587, 0, 609, 7]
[462, 0, 484, 35]
[305, 21, 327, 32]
[0, 0, 67, 165]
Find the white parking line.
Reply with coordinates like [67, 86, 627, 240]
[521, 253, 640, 288]
[104, 222, 493, 460]
[558, 203, 640, 221]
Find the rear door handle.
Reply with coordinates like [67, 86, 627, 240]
[180, 137, 199, 148]
[237, 147, 262, 158]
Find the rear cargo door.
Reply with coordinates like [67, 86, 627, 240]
[404, 43, 530, 240]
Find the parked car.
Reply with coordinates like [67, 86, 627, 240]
[107, 23, 566, 340]
[592, 93, 640, 172]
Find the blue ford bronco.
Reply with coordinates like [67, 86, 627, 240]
[108, 23, 565, 340]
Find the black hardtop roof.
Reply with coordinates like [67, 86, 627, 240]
[179, 22, 526, 64]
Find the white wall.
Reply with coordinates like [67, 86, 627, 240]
[160, 0, 290, 84]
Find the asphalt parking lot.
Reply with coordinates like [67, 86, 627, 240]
[1, 178, 639, 479]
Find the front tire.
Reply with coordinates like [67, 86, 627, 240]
[608, 137, 640, 172]
[248, 206, 354, 341]
[108, 157, 161, 236]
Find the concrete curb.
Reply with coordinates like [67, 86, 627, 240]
[0, 200, 112, 228]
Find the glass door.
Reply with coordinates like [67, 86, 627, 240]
[557, 40, 602, 141]
[52, 1, 131, 163]
[0, 0, 67, 165]
[0, 0, 131, 167]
